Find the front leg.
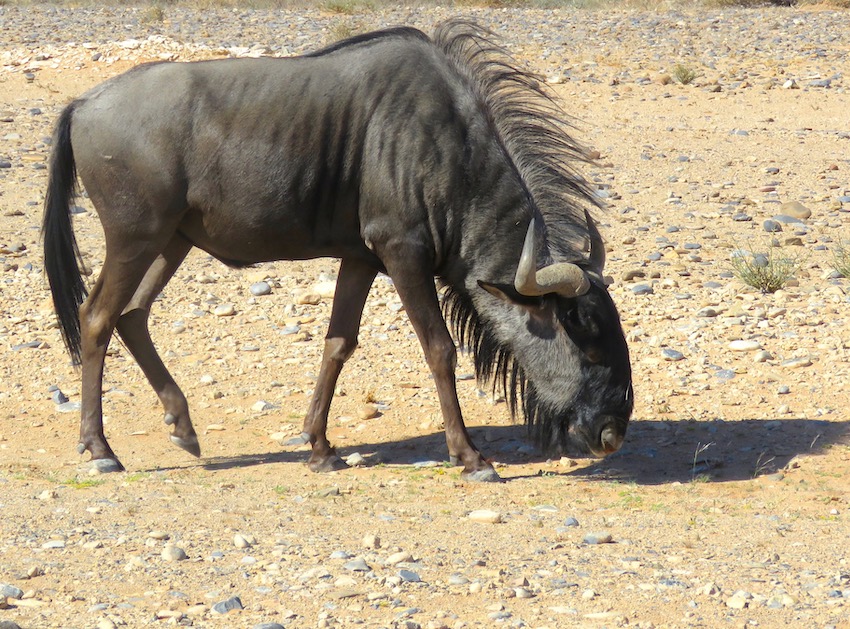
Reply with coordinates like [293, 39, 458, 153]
[380, 244, 500, 482]
[287, 259, 377, 472]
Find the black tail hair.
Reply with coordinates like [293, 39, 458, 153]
[42, 101, 87, 365]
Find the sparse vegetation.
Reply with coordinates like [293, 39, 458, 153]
[729, 245, 805, 293]
[63, 477, 105, 489]
[672, 63, 698, 85]
[831, 241, 850, 278]
[322, 0, 373, 15]
[140, 4, 165, 23]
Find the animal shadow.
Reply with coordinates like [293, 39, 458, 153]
[194, 416, 849, 484]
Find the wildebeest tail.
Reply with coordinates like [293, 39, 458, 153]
[42, 101, 87, 365]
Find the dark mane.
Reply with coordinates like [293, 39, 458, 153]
[432, 19, 598, 260]
[435, 20, 597, 451]
[303, 26, 429, 58]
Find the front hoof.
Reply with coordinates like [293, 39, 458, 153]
[90, 458, 125, 474]
[462, 467, 502, 483]
[170, 434, 201, 458]
[308, 454, 349, 474]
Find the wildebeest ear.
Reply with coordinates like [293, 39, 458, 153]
[478, 280, 548, 309]
[478, 280, 556, 337]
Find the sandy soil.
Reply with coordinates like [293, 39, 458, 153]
[1, 5, 850, 629]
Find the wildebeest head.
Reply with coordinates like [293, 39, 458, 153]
[475, 213, 633, 458]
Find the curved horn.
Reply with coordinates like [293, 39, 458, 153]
[585, 210, 606, 273]
[514, 219, 590, 298]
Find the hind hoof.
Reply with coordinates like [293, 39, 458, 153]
[284, 432, 311, 447]
[170, 434, 201, 458]
[462, 467, 502, 483]
[308, 455, 349, 474]
[90, 458, 125, 474]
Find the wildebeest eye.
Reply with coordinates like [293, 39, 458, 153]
[583, 345, 605, 364]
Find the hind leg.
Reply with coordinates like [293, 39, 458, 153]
[285, 259, 376, 472]
[115, 233, 199, 457]
[78, 240, 173, 472]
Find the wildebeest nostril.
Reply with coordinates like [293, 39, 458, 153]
[600, 423, 624, 454]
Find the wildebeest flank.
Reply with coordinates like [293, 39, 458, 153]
[42, 20, 633, 481]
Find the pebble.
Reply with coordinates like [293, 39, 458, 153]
[729, 339, 761, 352]
[781, 357, 812, 369]
[780, 201, 811, 220]
[344, 557, 371, 571]
[754, 350, 773, 363]
[399, 569, 421, 582]
[661, 348, 684, 361]
[233, 533, 254, 548]
[631, 284, 654, 296]
[386, 551, 413, 565]
[212, 596, 244, 614]
[362, 534, 381, 549]
[345, 452, 367, 467]
[763, 219, 782, 233]
[583, 532, 613, 545]
[253, 624, 286, 629]
[213, 303, 236, 316]
[0, 584, 24, 599]
[161, 545, 188, 561]
[726, 590, 751, 609]
[357, 403, 380, 420]
[249, 281, 272, 296]
[468, 509, 503, 524]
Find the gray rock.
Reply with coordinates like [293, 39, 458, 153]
[631, 284, 654, 296]
[563, 517, 579, 527]
[662, 348, 685, 361]
[250, 281, 272, 296]
[772, 214, 804, 224]
[253, 624, 286, 629]
[0, 622, 22, 629]
[583, 532, 613, 545]
[344, 557, 370, 571]
[51, 389, 69, 404]
[763, 219, 782, 233]
[399, 569, 421, 582]
[0, 584, 24, 599]
[212, 596, 244, 614]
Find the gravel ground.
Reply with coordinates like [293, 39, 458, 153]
[2, 4, 850, 629]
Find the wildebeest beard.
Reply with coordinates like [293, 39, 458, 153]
[441, 285, 594, 456]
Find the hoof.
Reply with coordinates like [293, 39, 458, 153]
[308, 455, 349, 474]
[90, 458, 125, 474]
[170, 434, 201, 458]
[284, 432, 311, 447]
[462, 467, 502, 483]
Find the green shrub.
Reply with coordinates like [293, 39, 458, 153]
[729, 246, 804, 293]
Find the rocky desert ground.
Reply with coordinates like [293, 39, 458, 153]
[1, 3, 850, 628]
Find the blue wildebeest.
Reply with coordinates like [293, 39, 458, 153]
[42, 20, 633, 481]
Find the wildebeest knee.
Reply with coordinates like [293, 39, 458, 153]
[324, 337, 358, 363]
[426, 339, 457, 375]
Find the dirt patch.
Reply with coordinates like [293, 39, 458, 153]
[1, 5, 850, 629]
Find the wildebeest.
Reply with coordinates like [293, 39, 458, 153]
[42, 20, 633, 481]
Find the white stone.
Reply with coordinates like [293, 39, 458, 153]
[468, 509, 502, 524]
